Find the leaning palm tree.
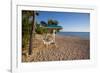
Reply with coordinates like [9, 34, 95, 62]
[29, 11, 39, 55]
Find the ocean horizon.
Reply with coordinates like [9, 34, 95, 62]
[56, 32, 90, 40]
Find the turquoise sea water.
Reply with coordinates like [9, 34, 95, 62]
[56, 32, 90, 40]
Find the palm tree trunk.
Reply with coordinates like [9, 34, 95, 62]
[29, 11, 35, 55]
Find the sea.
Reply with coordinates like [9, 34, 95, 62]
[56, 32, 90, 40]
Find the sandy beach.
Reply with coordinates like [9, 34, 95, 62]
[22, 34, 90, 62]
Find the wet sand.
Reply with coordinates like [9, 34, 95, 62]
[22, 34, 90, 62]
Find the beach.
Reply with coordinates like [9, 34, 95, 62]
[22, 34, 90, 62]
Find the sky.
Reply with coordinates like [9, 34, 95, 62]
[36, 11, 90, 32]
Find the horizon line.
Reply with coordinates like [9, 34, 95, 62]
[58, 31, 90, 32]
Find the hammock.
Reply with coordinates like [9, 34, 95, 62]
[41, 33, 55, 46]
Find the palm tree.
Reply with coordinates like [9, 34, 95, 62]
[40, 21, 47, 27]
[22, 11, 33, 48]
[48, 19, 59, 25]
[29, 11, 39, 55]
[22, 10, 39, 55]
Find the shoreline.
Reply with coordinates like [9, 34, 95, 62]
[56, 34, 90, 40]
[22, 34, 90, 62]
[56, 32, 90, 40]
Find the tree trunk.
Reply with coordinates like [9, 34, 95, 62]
[29, 11, 35, 55]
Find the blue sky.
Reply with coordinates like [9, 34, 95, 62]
[36, 11, 90, 32]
